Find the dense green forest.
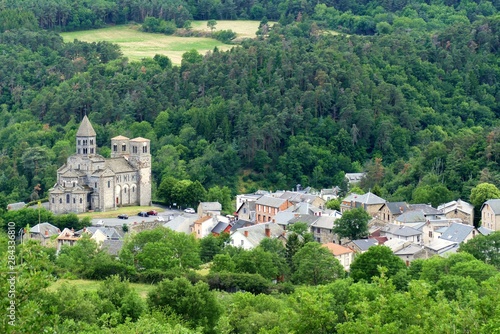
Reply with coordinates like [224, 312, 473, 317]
[2, 227, 500, 333]
[1, 0, 500, 213]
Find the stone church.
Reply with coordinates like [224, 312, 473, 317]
[49, 116, 151, 214]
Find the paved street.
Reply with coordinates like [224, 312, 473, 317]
[90, 208, 197, 227]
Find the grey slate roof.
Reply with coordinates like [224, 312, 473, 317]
[163, 216, 193, 234]
[396, 210, 427, 223]
[385, 202, 410, 214]
[102, 240, 124, 256]
[76, 115, 96, 137]
[212, 221, 230, 234]
[311, 216, 338, 229]
[478, 226, 494, 236]
[383, 224, 422, 237]
[107, 158, 136, 173]
[30, 222, 60, 237]
[351, 239, 378, 251]
[200, 202, 222, 211]
[408, 204, 443, 215]
[439, 223, 474, 243]
[230, 219, 255, 231]
[256, 196, 288, 208]
[273, 211, 297, 226]
[355, 192, 386, 205]
[482, 199, 500, 215]
[7, 202, 26, 210]
[77, 226, 122, 240]
[288, 214, 319, 227]
[236, 223, 283, 247]
[394, 244, 425, 256]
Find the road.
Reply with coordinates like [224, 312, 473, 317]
[90, 208, 198, 227]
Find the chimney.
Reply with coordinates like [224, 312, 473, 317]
[45, 230, 49, 236]
[244, 230, 249, 237]
[265, 224, 271, 237]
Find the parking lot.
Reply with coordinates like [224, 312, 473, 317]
[90, 208, 197, 228]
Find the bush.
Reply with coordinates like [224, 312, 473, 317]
[207, 272, 271, 294]
[212, 30, 237, 43]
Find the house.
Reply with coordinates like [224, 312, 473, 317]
[255, 196, 293, 223]
[235, 200, 256, 222]
[198, 202, 222, 218]
[56, 228, 80, 252]
[235, 191, 268, 212]
[394, 244, 428, 265]
[323, 243, 354, 270]
[340, 192, 386, 216]
[437, 199, 474, 225]
[287, 202, 324, 216]
[377, 202, 410, 224]
[381, 224, 423, 244]
[347, 238, 378, 253]
[421, 219, 453, 245]
[310, 216, 341, 244]
[439, 222, 476, 244]
[320, 187, 341, 201]
[425, 238, 458, 256]
[211, 221, 232, 236]
[272, 211, 298, 229]
[26, 222, 60, 246]
[192, 215, 218, 239]
[481, 199, 500, 231]
[278, 191, 326, 209]
[76, 226, 122, 241]
[102, 240, 124, 256]
[230, 223, 284, 250]
[49, 116, 151, 213]
[162, 216, 193, 234]
[394, 204, 445, 224]
[345, 172, 365, 185]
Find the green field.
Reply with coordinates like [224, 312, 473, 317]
[47, 279, 155, 299]
[60, 21, 265, 64]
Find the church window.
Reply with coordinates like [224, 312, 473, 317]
[122, 144, 126, 151]
[108, 181, 110, 188]
[59, 198, 62, 204]
[90, 139, 93, 145]
[78, 140, 81, 145]
[83, 139, 88, 145]
[124, 188, 127, 193]
[132, 146, 138, 154]
[73, 198, 75, 204]
[90, 148, 94, 154]
[95, 182, 97, 188]
[83, 148, 88, 154]
[113, 144, 117, 152]
[52, 198, 54, 203]
[142, 145, 147, 153]
[80, 198, 82, 204]
[78, 149, 81, 154]
[73, 182, 75, 187]
[66, 194, 70, 203]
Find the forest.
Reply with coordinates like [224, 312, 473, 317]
[1, 0, 500, 212]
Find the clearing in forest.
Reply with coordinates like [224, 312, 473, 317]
[60, 21, 264, 64]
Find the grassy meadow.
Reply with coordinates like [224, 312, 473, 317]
[47, 279, 156, 299]
[60, 21, 265, 64]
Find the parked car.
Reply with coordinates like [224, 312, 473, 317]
[96, 220, 104, 226]
[118, 214, 128, 219]
[184, 208, 195, 214]
[138, 211, 149, 217]
[147, 210, 158, 216]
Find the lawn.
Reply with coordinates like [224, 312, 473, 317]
[60, 21, 266, 64]
[47, 279, 156, 299]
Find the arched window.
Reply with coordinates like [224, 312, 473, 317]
[80, 198, 83, 204]
[59, 198, 62, 204]
[66, 194, 70, 203]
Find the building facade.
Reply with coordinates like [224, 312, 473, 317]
[49, 116, 151, 214]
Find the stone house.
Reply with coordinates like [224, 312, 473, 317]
[310, 216, 341, 244]
[49, 116, 151, 214]
[481, 199, 500, 231]
[197, 202, 222, 218]
[377, 202, 410, 224]
[229, 223, 284, 250]
[26, 222, 60, 246]
[437, 199, 474, 225]
[340, 192, 386, 216]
